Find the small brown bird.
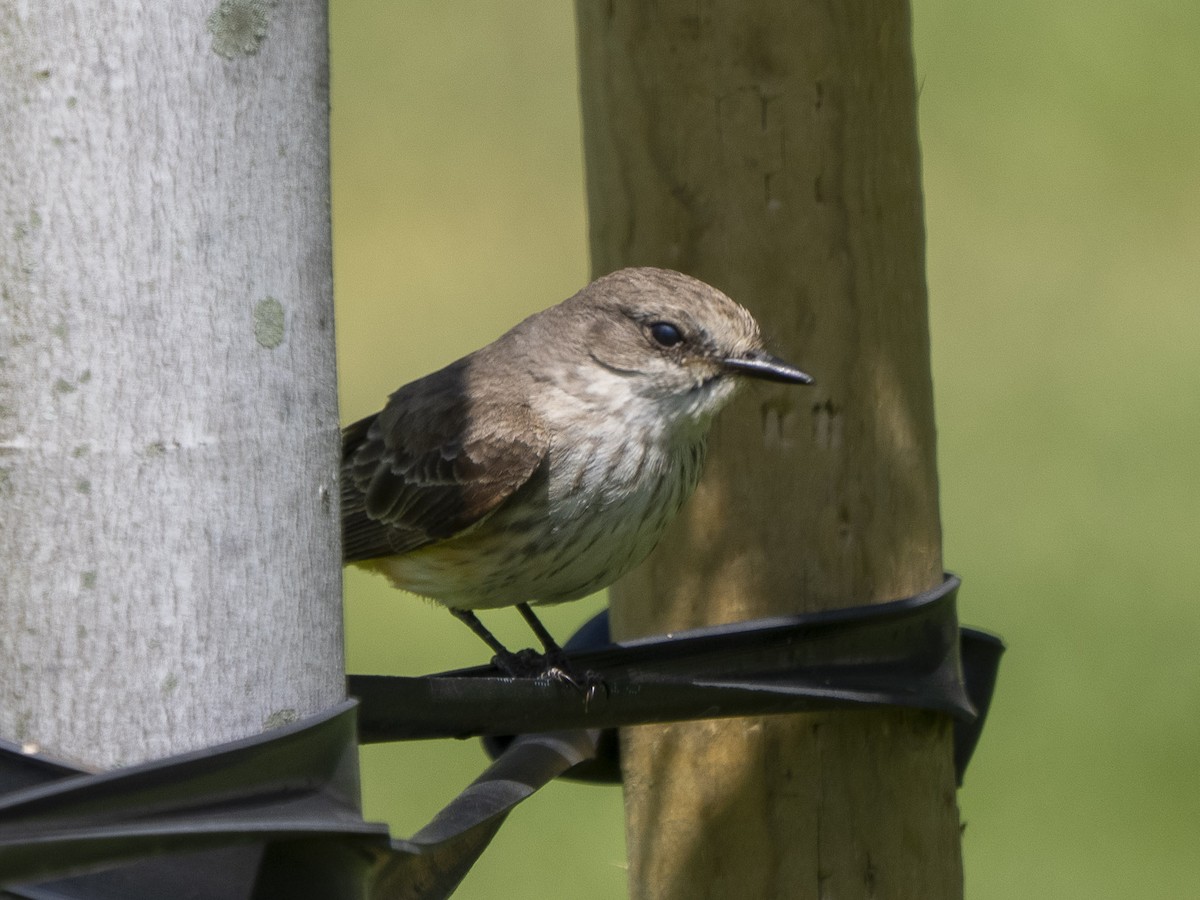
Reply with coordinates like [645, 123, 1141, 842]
[341, 267, 811, 673]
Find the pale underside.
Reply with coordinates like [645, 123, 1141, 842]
[361, 374, 713, 609]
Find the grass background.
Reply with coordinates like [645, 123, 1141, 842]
[330, 3, 1200, 897]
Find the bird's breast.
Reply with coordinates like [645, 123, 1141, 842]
[374, 427, 707, 610]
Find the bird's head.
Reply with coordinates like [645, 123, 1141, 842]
[559, 267, 812, 429]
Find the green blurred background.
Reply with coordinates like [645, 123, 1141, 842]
[330, 3, 1200, 897]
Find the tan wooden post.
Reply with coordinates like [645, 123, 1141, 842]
[575, 2, 962, 897]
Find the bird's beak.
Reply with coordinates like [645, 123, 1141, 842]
[723, 350, 813, 385]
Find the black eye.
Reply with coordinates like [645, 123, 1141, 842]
[649, 322, 684, 348]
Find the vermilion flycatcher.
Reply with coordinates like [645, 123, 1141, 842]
[341, 267, 811, 672]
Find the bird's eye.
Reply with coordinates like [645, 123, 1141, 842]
[649, 322, 684, 348]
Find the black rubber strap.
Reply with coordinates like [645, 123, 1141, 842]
[352, 574, 978, 741]
[0, 574, 1003, 899]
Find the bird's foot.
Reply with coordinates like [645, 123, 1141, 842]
[491, 648, 607, 707]
[491, 647, 553, 678]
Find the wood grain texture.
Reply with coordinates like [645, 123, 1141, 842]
[0, 0, 343, 768]
[575, 1, 961, 896]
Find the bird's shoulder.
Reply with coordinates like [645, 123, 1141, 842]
[341, 358, 549, 560]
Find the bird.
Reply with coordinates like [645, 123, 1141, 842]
[341, 266, 812, 676]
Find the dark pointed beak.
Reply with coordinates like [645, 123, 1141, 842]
[723, 350, 813, 385]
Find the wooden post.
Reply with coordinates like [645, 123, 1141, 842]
[0, 1, 344, 769]
[575, 2, 961, 897]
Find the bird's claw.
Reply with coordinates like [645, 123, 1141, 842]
[491, 648, 607, 708]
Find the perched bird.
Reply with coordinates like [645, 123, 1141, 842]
[341, 267, 811, 674]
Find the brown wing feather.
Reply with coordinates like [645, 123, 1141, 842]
[340, 360, 548, 562]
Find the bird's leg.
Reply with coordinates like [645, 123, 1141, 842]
[515, 602, 562, 654]
[516, 603, 607, 704]
[449, 607, 547, 677]
[450, 606, 605, 702]
[449, 608, 514, 657]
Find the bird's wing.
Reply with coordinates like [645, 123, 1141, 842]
[340, 369, 549, 562]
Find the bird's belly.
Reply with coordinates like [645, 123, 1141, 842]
[372, 465, 692, 610]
